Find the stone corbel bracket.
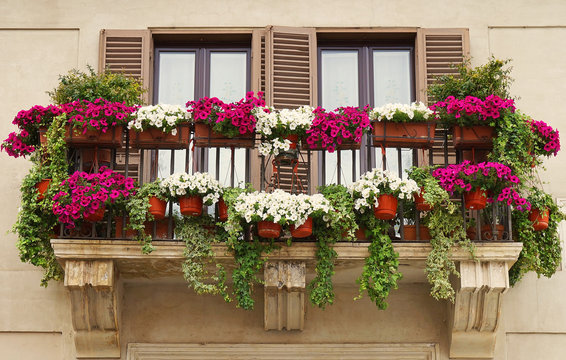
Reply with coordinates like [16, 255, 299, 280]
[65, 259, 120, 358]
[264, 260, 306, 331]
[449, 260, 510, 359]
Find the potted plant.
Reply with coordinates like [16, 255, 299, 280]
[254, 106, 314, 156]
[52, 167, 136, 229]
[128, 104, 192, 148]
[430, 94, 516, 149]
[369, 102, 436, 148]
[1, 104, 63, 158]
[60, 98, 138, 148]
[432, 160, 530, 211]
[232, 189, 332, 238]
[348, 168, 419, 220]
[160, 172, 223, 217]
[305, 106, 371, 152]
[528, 118, 560, 158]
[526, 187, 555, 231]
[187, 92, 265, 148]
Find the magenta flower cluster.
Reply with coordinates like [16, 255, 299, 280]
[305, 106, 371, 153]
[430, 95, 516, 125]
[187, 92, 265, 137]
[432, 161, 531, 211]
[52, 167, 136, 229]
[528, 119, 560, 156]
[1, 105, 62, 158]
[61, 99, 138, 134]
[1, 99, 137, 159]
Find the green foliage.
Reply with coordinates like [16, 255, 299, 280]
[509, 190, 565, 285]
[175, 215, 228, 299]
[408, 166, 472, 301]
[428, 57, 513, 102]
[48, 65, 145, 105]
[490, 112, 538, 179]
[355, 212, 401, 309]
[14, 115, 69, 286]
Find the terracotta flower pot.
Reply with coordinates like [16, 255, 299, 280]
[464, 188, 487, 210]
[403, 225, 431, 241]
[414, 187, 432, 212]
[35, 178, 51, 201]
[144, 218, 173, 239]
[193, 122, 254, 148]
[372, 121, 436, 149]
[38, 126, 48, 146]
[148, 196, 167, 220]
[481, 224, 505, 240]
[373, 194, 398, 220]
[65, 125, 123, 148]
[114, 217, 137, 238]
[81, 148, 112, 171]
[529, 208, 549, 231]
[218, 198, 228, 221]
[452, 125, 495, 150]
[257, 221, 281, 238]
[85, 206, 106, 222]
[290, 217, 313, 238]
[129, 124, 190, 149]
[355, 226, 368, 240]
[179, 195, 203, 216]
[285, 134, 299, 149]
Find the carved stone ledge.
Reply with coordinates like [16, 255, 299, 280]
[264, 261, 306, 331]
[64, 260, 120, 358]
[449, 260, 509, 359]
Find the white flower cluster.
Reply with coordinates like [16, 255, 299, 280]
[348, 168, 419, 212]
[369, 102, 434, 122]
[258, 137, 292, 156]
[128, 104, 192, 134]
[160, 172, 222, 205]
[233, 189, 332, 226]
[254, 106, 315, 136]
[254, 106, 314, 155]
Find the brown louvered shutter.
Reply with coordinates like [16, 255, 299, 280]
[263, 27, 317, 194]
[265, 26, 317, 108]
[99, 29, 152, 181]
[415, 28, 470, 104]
[416, 28, 469, 166]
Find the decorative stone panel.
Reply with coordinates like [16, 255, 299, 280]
[264, 260, 306, 330]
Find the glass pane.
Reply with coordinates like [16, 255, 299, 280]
[321, 50, 359, 110]
[321, 50, 360, 185]
[210, 52, 247, 103]
[373, 50, 411, 106]
[158, 52, 195, 104]
[157, 52, 195, 176]
[209, 52, 248, 187]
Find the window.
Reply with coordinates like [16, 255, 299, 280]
[152, 43, 251, 187]
[318, 40, 415, 185]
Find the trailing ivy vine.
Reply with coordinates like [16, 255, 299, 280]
[14, 115, 69, 286]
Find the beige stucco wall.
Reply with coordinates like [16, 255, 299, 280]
[1, 1, 565, 359]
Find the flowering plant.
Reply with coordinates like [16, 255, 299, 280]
[430, 95, 516, 127]
[233, 189, 332, 227]
[370, 102, 435, 123]
[52, 167, 136, 229]
[1, 104, 63, 158]
[254, 106, 314, 156]
[128, 104, 192, 135]
[432, 161, 530, 211]
[348, 168, 419, 212]
[186, 92, 265, 138]
[305, 106, 371, 153]
[528, 119, 560, 156]
[61, 98, 138, 134]
[160, 172, 222, 205]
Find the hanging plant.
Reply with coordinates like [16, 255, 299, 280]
[160, 172, 223, 217]
[254, 106, 314, 156]
[528, 118, 560, 157]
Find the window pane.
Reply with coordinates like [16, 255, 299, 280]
[158, 52, 195, 104]
[209, 51, 248, 187]
[321, 50, 359, 110]
[210, 52, 247, 103]
[373, 50, 411, 106]
[157, 52, 195, 176]
[321, 50, 360, 185]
